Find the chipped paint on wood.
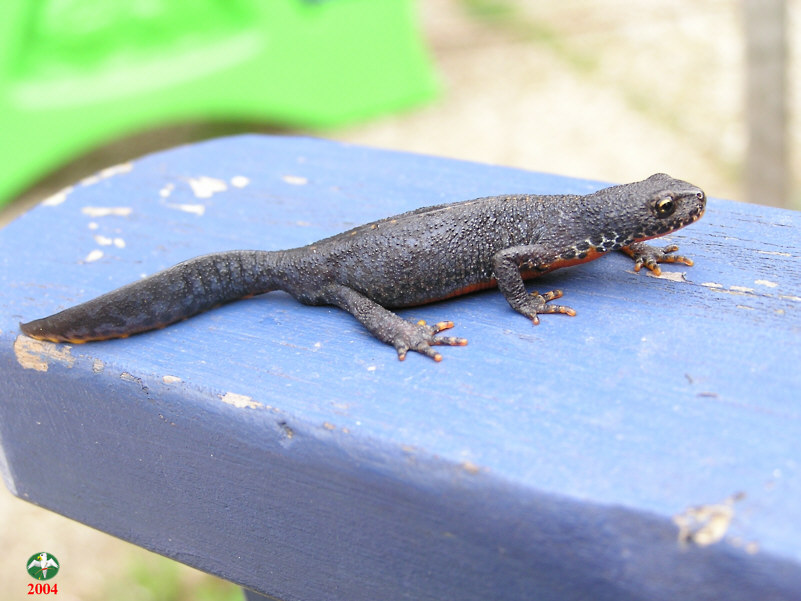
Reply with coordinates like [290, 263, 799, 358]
[282, 175, 308, 186]
[14, 336, 74, 372]
[79, 162, 134, 187]
[673, 492, 745, 548]
[652, 270, 687, 283]
[42, 187, 72, 207]
[159, 183, 175, 198]
[166, 203, 206, 216]
[84, 249, 104, 263]
[92, 235, 127, 248]
[754, 279, 779, 288]
[220, 391, 262, 409]
[187, 176, 227, 199]
[81, 206, 133, 218]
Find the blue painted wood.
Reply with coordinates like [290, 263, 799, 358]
[1, 135, 800, 600]
[244, 591, 276, 601]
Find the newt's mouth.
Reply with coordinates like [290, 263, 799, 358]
[632, 202, 706, 244]
[683, 203, 706, 227]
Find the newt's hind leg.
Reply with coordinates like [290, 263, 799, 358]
[317, 284, 467, 361]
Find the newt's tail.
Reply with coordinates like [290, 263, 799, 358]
[20, 250, 283, 343]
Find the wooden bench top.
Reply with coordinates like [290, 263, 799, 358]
[1, 135, 799, 600]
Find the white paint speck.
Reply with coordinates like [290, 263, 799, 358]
[673, 493, 744, 547]
[700, 282, 767, 298]
[655, 271, 687, 283]
[231, 175, 250, 188]
[113, 237, 126, 248]
[100, 162, 133, 178]
[159, 183, 175, 198]
[163, 375, 182, 384]
[188, 176, 227, 199]
[167, 203, 206, 216]
[220, 392, 263, 409]
[282, 175, 308, 186]
[93, 235, 113, 246]
[42, 187, 72, 206]
[81, 206, 133, 218]
[754, 279, 778, 288]
[85, 249, 104, 262]
[81, 162, 134, 186]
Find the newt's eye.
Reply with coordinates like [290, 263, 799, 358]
[655, 196, 676, 217]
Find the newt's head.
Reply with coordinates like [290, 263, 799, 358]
[639, 172, 706, 237]
[590, 173, 706, 247]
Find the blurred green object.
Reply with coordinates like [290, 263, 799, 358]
[0, 1, 437, 207]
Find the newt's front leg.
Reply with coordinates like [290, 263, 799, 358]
[492, 246, 577, 325]
[621, 242, 694, 276]
[318, 284, 467, 361]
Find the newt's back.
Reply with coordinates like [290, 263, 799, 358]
[298, 193, 572, 307]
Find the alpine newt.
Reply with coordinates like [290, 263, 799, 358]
[20, 173, 706, 361]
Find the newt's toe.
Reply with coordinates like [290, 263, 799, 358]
[623, 242, 694, 276]
[393, 318, 466, 361]
[524, 289, 576, 325]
